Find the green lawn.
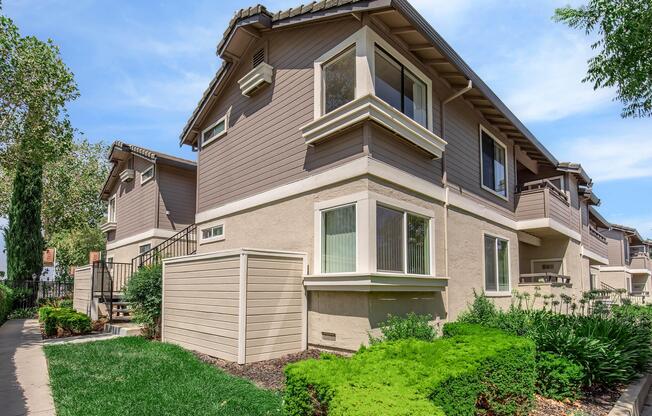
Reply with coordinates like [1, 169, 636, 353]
[44, 337, 282, 416]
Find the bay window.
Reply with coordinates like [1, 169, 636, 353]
[376, 205, 430, 275]
[484, 234, 509, 292]
[374, 47, 427, 127]
[480, 128, 507, 198]
[322, 46, 356, 114]
[321, 204, 356, 273]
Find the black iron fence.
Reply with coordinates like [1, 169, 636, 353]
[132, 224, 197, 270]
[0, 279, 73, 309]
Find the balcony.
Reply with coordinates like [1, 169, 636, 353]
[518, 273, 572, 297]
[630, 246, 652, 273]
[515, 180, 575, 237]
[100, 221, 117, 233]
[586, 226, 609, 260]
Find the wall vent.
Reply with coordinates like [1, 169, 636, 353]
[321, 332, 336, 341]
[253, 48, 265, 68]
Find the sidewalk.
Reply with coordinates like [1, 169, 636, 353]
[0, 319, 55, 416]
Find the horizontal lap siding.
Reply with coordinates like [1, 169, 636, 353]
[515, 191, 545, 221]
[158, 165, 196, 231]
[196, 18, 362, 212]
[114, 157, 157, 240]
[245, 255, 304, 362]
[163, 256, 240, 361]
[548, 194, 571, 227]
[73, 267, 92, 316]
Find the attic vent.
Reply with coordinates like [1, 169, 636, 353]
[253, 48, 265, 68]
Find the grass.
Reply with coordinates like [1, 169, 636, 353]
[44, 337, 282, 416]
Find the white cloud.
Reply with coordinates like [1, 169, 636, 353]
[486, 32, 614, 122]
[558, 134, 652, 182]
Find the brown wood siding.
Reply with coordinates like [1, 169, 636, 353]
[111, 156, 157, 240]
[163, 256, 241, 361]
[245, 255, 304, 362]
[515, 191, 546, 220]
[158, 165, 196, 231]
[604, 229, 626, 266]
[196, 18, 364, 213]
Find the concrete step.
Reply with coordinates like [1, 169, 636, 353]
[104, 322, 142, 336]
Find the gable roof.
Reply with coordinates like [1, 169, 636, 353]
[180, 0, 560, 170]
[100, 141, 196, 200]
[611, 223, 645, 245]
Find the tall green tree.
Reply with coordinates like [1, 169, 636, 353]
[0, 10, 78, 281]
[555, 0, 652, 118]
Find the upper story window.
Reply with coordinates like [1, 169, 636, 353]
[374, 47, 427, 127]
[201, 114, 228, 148]
[480, 127, 507, 198]
[141, 166, 154, 184]
[314, 26, 433, 130]
[323, 46, 356, 114]
[107, 195, 116, 222]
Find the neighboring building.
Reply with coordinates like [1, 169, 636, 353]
[99, 141, 197, 264]
[597, 224, 652, 299]
[147, 0, 613, 362]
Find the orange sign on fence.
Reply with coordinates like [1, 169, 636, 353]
[43, 248, 56, 267]
[89, 251, 101, 264]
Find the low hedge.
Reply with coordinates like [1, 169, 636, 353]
[0, 284, 13, 325]
[284, 323, 536, 416]
[39, 306, 91, 336]
[536, 352, 584, 401]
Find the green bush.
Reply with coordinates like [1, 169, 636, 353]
[8, 306, 38, 319]
[0, 284, 13, 325]
[370, 313, 437, 344]
[59, 299, 73, 309]
[284, 324, 536, 416]
[124, 264, 162, 338]
[39, 306, 91, 336]
[535, 352, 584, 401]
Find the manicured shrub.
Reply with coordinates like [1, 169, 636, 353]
[39, 306, 91, 336]
[59, 299, 73, 309]
[124, 264, 162, 338]
[8, 306, 38, 319]
[0, 284, 13, 325]
[284, 326, 536, 416]
[370, 313, 437, 344]
[535, 352, 584, 401]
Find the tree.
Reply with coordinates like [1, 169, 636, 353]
[4, 158, 44, 281]
[0, 11, 78, 281]
[554, 0, 652, 118]
[48, 225, 105, 282]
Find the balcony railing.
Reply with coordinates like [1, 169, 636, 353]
[631, 245, 650, 258]
[519, 273, 571, 286]
[515, 179, 572, 227]
[587, 226, 608, 259]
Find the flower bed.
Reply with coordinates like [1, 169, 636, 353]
[284, 324, 536, 416]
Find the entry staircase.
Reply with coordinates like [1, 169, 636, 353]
[92, 224, 197, 322]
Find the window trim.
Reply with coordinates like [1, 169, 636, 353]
[313, 26, 433, 130]
[482, 232, 511, 295]
[107, 194, 117, 223]
[201, 113, 229, 148]
[140, 165, 154, 185]
[319, 202, 358, 275]
[200, 223, 225, 244]
[479, 125, 509, 201]
[138, 242, 152, 255]
[321, 45, 357, 116]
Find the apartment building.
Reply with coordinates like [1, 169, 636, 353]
[597, 224, 652, 299]
[147, 0, 614, 362]
[99, 141, 197, 264]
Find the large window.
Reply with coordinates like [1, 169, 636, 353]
[484, 234, 509, 292]
[374, 47, 427, 127]
[322, 46, 356, 114]
[321, 204, 356, 273]
[107, 195, 116, 222]
[376, 205, 430, 275]
[480, 129, 507, 198]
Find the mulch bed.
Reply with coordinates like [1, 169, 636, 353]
[532, 385, 623, 415]
[196, 349, 623, 414]
[194, 349, 324, 390]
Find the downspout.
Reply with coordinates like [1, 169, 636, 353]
[440, 79, 472, 316]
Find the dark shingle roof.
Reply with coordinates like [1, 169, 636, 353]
[109, 141, 196, 167]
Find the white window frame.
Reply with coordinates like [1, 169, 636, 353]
[318, 202, 359, 275]
[200, 223, 225, 244]
[140, 166, 154, 185]
[482, 232, 512, 296]
[313, 191, 435, 277]
[313, 26, 433, 130]
[138, 242, 152, 254]
[107, 195, 117, 223]
[479, 125, 509, 201]
[201, 113, 229, 148]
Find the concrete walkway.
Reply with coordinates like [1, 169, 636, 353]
[0, 319, 55, 416]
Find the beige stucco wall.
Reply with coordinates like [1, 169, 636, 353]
[106, 236, 168, 264]
[599, 269, 630, 291]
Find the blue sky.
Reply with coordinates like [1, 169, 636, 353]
[1, 0, 651, 272]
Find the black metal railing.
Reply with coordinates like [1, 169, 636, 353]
[0, 279, 73, 309]
[91, 260, 133, 323]
[131, 224, 197, 270]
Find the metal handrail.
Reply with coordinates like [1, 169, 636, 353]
[131, 224, 197, 270]
[92, 260, 132, 323]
